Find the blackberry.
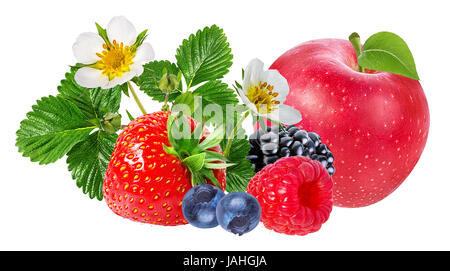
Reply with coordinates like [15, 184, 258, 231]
[247, 125, 336, 176]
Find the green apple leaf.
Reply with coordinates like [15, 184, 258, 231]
[66, 131, 117, 200]
[16, 96, 96, 165]
[358, 31, 420, 80]
[176, 25, 233, 89]
[57, 68, 122, 120]
[136, 60, 182, 102]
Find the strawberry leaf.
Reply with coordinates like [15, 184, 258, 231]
[192, 80, 239, 122]
[220, 129, 254, 192]
[136, 60, 182, 102]
[66, 131, 117, 200]
[224, 160, 255, 192]
[176, 25, 233, 89]
[16, 96, 96, 165]
[57, 68, 122, 120]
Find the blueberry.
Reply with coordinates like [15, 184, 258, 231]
[216, 192, 261, 235]
[182, 184, 225, 228]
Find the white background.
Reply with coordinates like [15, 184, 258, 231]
[1, 0, 449, 251]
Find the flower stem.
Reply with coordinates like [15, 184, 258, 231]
[223, 110, 250, 158]
[257, 116, 267, 132]
[127, 82, 147, 115]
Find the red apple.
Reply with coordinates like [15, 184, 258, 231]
[270, 39, 429, 207]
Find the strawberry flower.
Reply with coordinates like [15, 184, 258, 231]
[237, 58, 301, 125]
[72, 16, 154, 89]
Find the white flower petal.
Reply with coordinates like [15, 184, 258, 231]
[247, 102, 260, 117]
[130, 63, 144, 77]
[72, 32, 104, 64]
[263, 69, 289, 103]
[74, 67, 109, 88]
[107, 16, 137, 46]
[267, 104, 302, 125]
[102, 71, 136, 89]
[134, 42, 155, 64]
[243, 58, 265, 92]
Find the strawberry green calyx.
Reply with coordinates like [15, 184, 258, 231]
[163, 113, 234, 188]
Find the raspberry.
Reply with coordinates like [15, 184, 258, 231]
[247, 156, 333, 235]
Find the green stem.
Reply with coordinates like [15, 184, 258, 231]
[223, 110, 250, 158]
[268, 119, 286, 132]
[127, 82, 147, 115]
[161, 92, 170, 111]
[349, 32, 364, 72]
[257, 116, 267, 132]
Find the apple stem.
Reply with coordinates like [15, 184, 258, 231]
[349, 32, 364, 72]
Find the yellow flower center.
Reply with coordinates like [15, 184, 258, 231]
[95, 40, 135, 80]
[246, 81, 280, 114]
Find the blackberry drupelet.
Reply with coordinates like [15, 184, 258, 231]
[247, 125, 336, 176]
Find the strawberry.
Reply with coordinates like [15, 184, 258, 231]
[103, 111, 227, 226]
[247, 156, 333, 235]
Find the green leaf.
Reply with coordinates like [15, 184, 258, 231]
[95, 23, 111, 45]
[16, 96, 96, 165]
[221, 137, 250, 163]
[197, 124, 225, 151]
[176, 25, 233, 89]
[120, 82, 130, 97]
[172, 92, 195, 114]
[220, 131, 254, 192]
[192, 80, 239, 113]
[57, 68, 122, 120]
[199, 168, 221, 188]
[225, 160, 255, 192]
[358, 31, 420, 80]
[204, 162, 235, 169]
[125, 109, 135, 121]
[183, 153, 206, 172]
[136, 60, 182, 102]
[132, 29, 148, 48]
[66, 131, 117, 200]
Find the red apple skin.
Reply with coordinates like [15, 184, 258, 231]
[270, 39, 430, 207]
